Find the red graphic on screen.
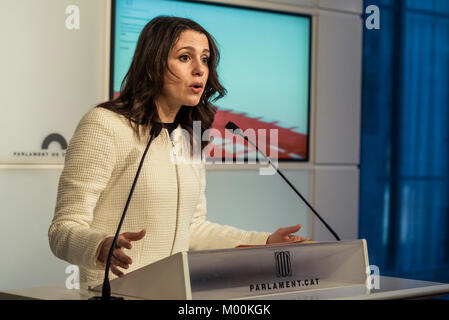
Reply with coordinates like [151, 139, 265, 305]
[209, 109, 307, 160]
[112, 92, 307, 160]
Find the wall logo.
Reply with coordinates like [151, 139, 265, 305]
[13, 133, 67, 159]
[41, 133, 67, 150]
[275, 251, 292, 278]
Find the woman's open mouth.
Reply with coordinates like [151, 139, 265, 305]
[190, 82, 203, 94]
[191, 86, 202, 94]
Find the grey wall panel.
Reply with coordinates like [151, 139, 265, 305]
[0, 0, 108, 291]
[314, 11, 362, 164]
[0, 0, 108, 164]
[266, 0, 315, 7]
[206, 168, 312, 239]
[0, 168, 71, 291]
[318, 0, 363, 14]
[313, 166, 360, 241]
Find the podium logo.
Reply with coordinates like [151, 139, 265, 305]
[275, 251, 292, 278]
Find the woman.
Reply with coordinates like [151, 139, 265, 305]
[48, 16, 310, 283]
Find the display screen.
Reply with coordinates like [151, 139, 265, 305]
[112, 0, 311, 162]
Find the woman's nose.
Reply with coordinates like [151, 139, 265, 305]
[192, 58, 206, 76]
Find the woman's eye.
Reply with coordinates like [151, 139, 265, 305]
[179, 55, 209, 63]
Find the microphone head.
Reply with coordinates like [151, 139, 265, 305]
[225, 121, 240, 131]
[150, 123, 163, 138]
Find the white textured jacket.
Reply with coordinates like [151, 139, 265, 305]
[48, 107, 270, 282]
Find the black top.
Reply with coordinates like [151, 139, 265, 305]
[157, 122, 178, 135]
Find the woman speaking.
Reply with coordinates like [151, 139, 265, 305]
[48, 16, 309, 283]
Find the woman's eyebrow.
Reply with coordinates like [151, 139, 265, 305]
[176, 46, 210, 53]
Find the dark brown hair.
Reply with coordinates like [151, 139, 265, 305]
[96, 16, 226, 150]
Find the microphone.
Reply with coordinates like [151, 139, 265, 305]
[90, 123, 163, 300]
[225, 121, 341, 241]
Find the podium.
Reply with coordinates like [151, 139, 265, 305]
[90, 240, 371, 300]
[3, 239, 449, 300]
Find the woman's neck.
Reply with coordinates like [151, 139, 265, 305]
[155, 97, 181, 123]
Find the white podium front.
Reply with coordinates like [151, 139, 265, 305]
[90, 240, 370, 300]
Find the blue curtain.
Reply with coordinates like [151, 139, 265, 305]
[360, 0, 449, 284]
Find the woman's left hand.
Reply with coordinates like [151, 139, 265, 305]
[266, 224, 313, 244]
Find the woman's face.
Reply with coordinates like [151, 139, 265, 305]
[160, 30, 210, 108]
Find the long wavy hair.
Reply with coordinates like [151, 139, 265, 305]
[96, 16, 226, 150]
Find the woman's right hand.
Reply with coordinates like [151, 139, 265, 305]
[97, 229, 146, 278]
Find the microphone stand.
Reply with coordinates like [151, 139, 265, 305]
[225, 121, 341, 241]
